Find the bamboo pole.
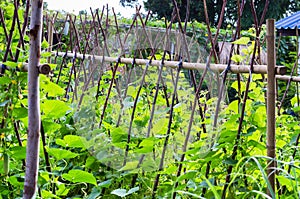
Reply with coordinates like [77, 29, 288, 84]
[23, 0, 43, 198]
[266, 19, 276, 198]
[47, 16, 53, 64]
[54, 51, 287, 75]
[7, 54, 300, 81]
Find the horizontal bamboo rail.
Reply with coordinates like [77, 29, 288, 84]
[3, 52, 300, 82]
[55, 52, 287, 75]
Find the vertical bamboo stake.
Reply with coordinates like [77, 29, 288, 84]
[266, 19, 276, 198]
[23, 0, 43, 198]
[47, 16, 53, 64]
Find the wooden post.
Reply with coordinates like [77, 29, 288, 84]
[266, 19, 276, 198]
[23, 0, 43, 198]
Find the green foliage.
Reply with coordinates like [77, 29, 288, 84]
[1, 1, 300, 199]
[139, 0, 300, 29]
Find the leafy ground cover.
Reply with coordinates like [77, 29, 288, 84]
[0, 1, 300, 198]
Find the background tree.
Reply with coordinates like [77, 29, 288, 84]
[121, 0, 300, 29]
[120, 0, 139, 7]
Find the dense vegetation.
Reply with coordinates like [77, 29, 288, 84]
[121, 0, 300, 29]
[0, 0, 300, 198]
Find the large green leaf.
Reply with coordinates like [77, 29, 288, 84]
[253, 106, 266, 128]
[134, 137, 155, 153]
[9, 146, 26, 160]
[0, 76, 11, 85]
[46, 147, 79, 160]
[111, 127, 128, 144]
[41, 100, 71, 119]
[56, 135, 88, 149]
[2, 61, 18, 67]
[231, 54, 244, 63]
[277, 176, 295, 192]
[62, 170, 97, 185]
[40, 75, 65, 97]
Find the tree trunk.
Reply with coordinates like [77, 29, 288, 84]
[23, 0, 43, 198]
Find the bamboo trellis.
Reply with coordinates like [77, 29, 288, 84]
[2, 1, 300, 198]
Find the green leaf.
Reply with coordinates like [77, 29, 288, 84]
[40, 75, 65, 97]
[253, 106, 266, 128]
[226, 100, 239, 114]
[223, 158, 238, 165]
[134, 137, 155, 153]
[2, 61, 18, 67]
[12, 107, 27, 119]
[111, 127, 128, 144]
[152, 118, 168, 134]
[111, 189, 127, 198]
[56, 183, 70, 196]
[63, 135, 88, 149]
[87, 187, 101, 199]
[41, 190, 60, 199]
[111, 187, 139, 197]
[277, 176, 295, 192]
[46, 147, 79, 160]
[177, 170, 197, 182]
[127, 187, 139, 195]
[231, 54, 244, 63]
[292, 106, 300, 112]
[41, 52, 52, 58]
[232, 37, 250, 45]
[62, 170, 97, 185]
[134, 115, 149, 127]
[119, 161, 139, 171]
[9, 146, 26, 160]
[8, 176, 23, 188]
[0, 76, 11, 85]
[231, 81, 246, 92]
[41, 38, 49, 49]
[41, 100, 71, 119]
[127, 86, 137, 98]
[98, 179, 112, 188]
[85, 156, 97, 169]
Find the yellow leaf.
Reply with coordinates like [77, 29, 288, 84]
[232, 37, 250, 45]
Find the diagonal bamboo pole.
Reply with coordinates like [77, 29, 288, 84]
[266, 19, 276, 198]
[23, 0, 43, 198]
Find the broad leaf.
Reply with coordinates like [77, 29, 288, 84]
[0, 76, 11, 85]
[111, 127, 128, 144]
[46, 147, 79, 160]
[119, 161, 139, 171]
[9, 146, 26, 160]
[41, 100, 71, 119]
[40, 75, 65, 97]
[63, 135, 88, 149]
[231, 54, 244, 63]
[62, 170, 97, 185]
[232, 37, 250, 45]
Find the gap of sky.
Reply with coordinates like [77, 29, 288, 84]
[44, 0, 145, 18]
